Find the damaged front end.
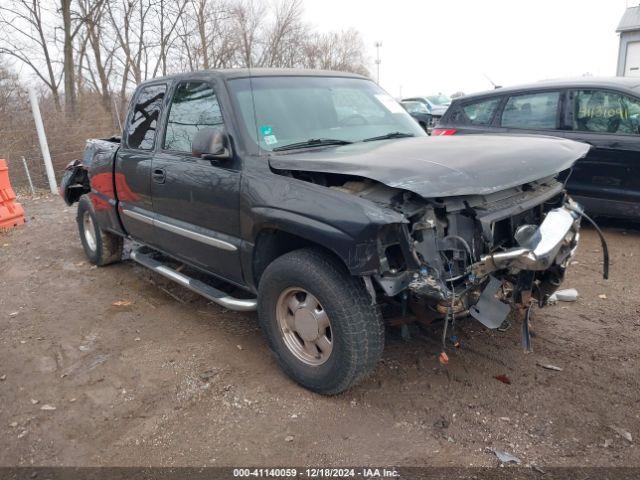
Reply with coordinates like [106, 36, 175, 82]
[267, 134, 601, 334]
[337, 174, 597, 333]
[402, 194, 582, 330]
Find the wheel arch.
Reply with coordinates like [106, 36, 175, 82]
[250, 227, 351, 288]
[76, 194, 123, 266]
[244, 207, 383, 290]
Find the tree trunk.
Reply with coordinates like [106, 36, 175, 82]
[197, 0, 209, 69]
[86, 12, 111, 112]
[61, 0, 76, 114]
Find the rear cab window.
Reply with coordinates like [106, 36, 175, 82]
[501, 91, 560, 129]
[571, 89, 640, 135]
[125, 83, 167, 150]
[452, 97, 501, 126]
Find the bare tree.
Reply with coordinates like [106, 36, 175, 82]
[258, 0, 304, 67]
[107, 0, 154, 85]
[177, 0, 236, 71]
[0, 0, 62, 109]
[61, 0, 77, 113]
[107, 0, 135, 110]
[300, 29, 369, 75]
[0, 61, 27, 115]
[77, 0, 115, 112]
[230, 0, 266, 68]
[150, 0, 190, 77]
[0, 0, 370, 122]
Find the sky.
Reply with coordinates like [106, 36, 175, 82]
[303, 0, 631, 98]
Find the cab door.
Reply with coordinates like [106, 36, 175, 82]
[115, 82, 167, 247]
[151, 80, 243, 285]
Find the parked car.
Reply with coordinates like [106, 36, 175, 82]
[61, 69, 592, 394]
[434, 77, 640, 220]
[401, 94, 451, 132]
[400, 100, 431, 132]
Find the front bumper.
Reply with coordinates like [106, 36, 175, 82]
[471, 200, 581, 277]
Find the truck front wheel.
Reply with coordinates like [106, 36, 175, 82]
[77, 195, 123, 266]
[257, 248, 384, 395]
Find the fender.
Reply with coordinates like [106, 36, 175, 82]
[247, 206, 382, 276]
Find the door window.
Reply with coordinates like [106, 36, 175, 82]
[126, 84, 166, 150]
[501, 91, 560, 129]
[456, 97, 501, 125]
[573, 89, 640, 135]
[164, 82, 224, 152]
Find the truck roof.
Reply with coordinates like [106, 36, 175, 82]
[138, 68, 369, 86]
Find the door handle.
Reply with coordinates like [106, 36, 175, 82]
[152, 168, 166, 184]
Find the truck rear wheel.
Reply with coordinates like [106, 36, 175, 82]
[77, 195, 123, 266]
[257, 248, 384, 395]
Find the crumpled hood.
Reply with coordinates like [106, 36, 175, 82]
[269, 135, 590, 198]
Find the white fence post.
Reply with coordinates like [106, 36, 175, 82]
[21, 156, 36, 195]
[113, 97, 123, 132]
[28, 88, 57, 194]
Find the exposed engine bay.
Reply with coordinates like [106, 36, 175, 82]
[280, 168, 601, 334]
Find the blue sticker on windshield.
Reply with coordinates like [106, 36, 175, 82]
[260, 125, 273, 136]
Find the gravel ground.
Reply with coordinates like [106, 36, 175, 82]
[0, 194, 638, 467]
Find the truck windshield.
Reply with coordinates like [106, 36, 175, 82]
[228, 76, 426, 152]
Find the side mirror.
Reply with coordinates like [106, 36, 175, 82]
[192, 127, 231, 160]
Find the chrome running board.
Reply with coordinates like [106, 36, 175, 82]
[129, 250, 257, 312]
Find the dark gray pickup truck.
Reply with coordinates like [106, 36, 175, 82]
[61, 68, 600, 394]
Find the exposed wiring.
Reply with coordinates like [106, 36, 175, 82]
[441, 308, 449, 350]
[441, 260, 457, 350]
[434, 235, 477, 285]
[561, 167, 574, 189]
[522, 303, 533, 353]
[566, 205, 609, 280]
[438, 252, 470, 284]
[442, 235, 476, 262]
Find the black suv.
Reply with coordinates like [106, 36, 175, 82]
[435, 77, 640, 220]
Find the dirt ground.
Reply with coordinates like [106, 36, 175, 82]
[0, 194, 638, 468]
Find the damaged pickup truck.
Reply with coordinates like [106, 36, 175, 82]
[61, 69, 604, 394]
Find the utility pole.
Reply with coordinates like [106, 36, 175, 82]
[374, 41, 382, 84]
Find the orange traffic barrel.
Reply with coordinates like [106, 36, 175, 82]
[0, 159, 25, 229]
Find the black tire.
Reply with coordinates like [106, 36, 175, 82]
[257, 248, 384, 395]
[76, 195, 123, 266]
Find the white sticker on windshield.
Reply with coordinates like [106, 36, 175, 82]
[375, 94, 405, 114]
[264, 134, 278, 145]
